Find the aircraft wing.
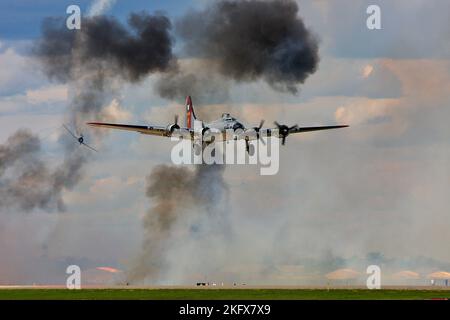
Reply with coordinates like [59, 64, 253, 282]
[87, 122, 196, 139]
[87, 122, 170, 137]
[289, 125, 349, 134]
[256, 124, 348, 138]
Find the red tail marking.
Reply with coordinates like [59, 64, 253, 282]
[186, 96, 193, 129]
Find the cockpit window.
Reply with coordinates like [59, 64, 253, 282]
[222, 113, 235, 121]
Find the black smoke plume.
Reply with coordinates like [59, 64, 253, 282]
[1, 2, 320, 283]
[127, 164, 230, 283]
[0, 130, 83, 212]
[127, 1, 320, 282]
[0, 12, 175, 213]
[157, 0, 319, 101]
[34, 12, 175, 127]
[35, 12, 174, 84]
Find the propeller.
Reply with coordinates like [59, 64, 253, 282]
[274, 121, 298, 145]
[253, 120, 266, 145]
[168, 115, 180, 132]
[63, 124, 97, 152]
[76, 129, 84, 143]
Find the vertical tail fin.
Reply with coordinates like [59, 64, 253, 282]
[185, 95, 197, 129]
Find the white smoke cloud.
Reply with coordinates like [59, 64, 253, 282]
[88, 0, 117, 17]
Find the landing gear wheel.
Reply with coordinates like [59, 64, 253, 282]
[248, 144, 255, 156]
[193, 143, 202, 156]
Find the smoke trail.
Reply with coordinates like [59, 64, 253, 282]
[0, 130, 84, 212]
[127, 164, 230, 283]
[156, 63, 231, 105]
[129, 0, 319, 282]
[34, 12, 174, 126]
[1, 1, 319, 281]
[0, 12, 175, 213]
[156, 0, 319, 101]
[35, 13, 174, 83]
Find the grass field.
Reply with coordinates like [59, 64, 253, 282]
[0, 288, 449, 300]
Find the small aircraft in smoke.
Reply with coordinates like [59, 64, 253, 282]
[87, 96, 348, 153]
[63, 124, 98, 152]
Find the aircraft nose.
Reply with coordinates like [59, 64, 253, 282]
[233, 123, 244, 130]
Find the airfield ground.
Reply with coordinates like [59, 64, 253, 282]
[0, 287, 449, 300]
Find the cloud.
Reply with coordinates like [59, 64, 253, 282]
[362, 64, 374, 79]
[26, 85, 68, 104]
[88, 0, 117, 17]
[0, 84, 68, 118]
[63, 174, 141, 206]
[381, 59, 450, 104]
[334, 98, 400, 126]
[297, 0, 450, 59]
[224, 57, 403, 104]
[100, 98, 132, 122]
[0, 46, 45, 96]
[89, 176, 122, 194]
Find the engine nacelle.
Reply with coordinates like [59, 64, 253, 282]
[166, 123, 180, 133]
[201, 127, 210, 136]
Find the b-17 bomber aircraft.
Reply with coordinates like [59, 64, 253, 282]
[87, 96, 348, 153]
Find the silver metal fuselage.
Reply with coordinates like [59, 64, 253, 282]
[198, 113, 266, 142]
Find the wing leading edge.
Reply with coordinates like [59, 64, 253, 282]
[87, 122, 170, 137]
[290, 125, 349, 134]
[87, 122, 348, 140]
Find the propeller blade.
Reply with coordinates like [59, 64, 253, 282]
[257, 121, 267, 145]
[63, 124, 78, 140]
[174, 115, 179, 125]
[260, 136, 266, 146]
[289, 124, 298, 131]
[274, 121, 281, 128]
[258, 119, 265, 129]
[81, 142, 98, 152]
[282, 136, 286, 145]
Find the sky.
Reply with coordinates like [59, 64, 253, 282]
[0, 0, 449, 285]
